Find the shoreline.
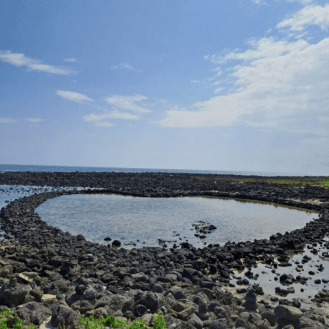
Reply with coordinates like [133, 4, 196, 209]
[1, 172, 329, 328]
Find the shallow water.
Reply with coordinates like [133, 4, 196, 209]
[2, 186, 328, 304]
[35, 193, 318, 249]
[0, 184, 91, 211]
[229, 236, 329, 304]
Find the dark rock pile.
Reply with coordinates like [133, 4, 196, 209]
[192, 221, 217, 239]
[0, 172, 329, 328]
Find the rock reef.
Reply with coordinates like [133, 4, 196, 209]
[0, 172, 329, 328]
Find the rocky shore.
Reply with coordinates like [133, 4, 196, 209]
[0, 172, 329, 329]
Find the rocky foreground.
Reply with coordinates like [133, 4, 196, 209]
[1, 172, 329, 329]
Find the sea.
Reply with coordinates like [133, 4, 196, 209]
[0, 163, 326, 176]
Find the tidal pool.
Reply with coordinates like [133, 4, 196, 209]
[35, 193, 318, 249]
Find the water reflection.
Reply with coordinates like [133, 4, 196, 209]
[35, 193, 318, 249]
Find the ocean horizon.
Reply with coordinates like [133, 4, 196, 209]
[0, 163, 327, 177]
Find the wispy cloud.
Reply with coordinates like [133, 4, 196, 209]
[284, 0, 314, 5]
[56, 90, 94, 103]
[250, 0, 314, 4]
[157, 5, 329, 136]
[110, 62, 142, 72]
[277, 3, 329, 32]
[24, 118, 45, 124]
[83, 95, 148, 127]
[83, 110, 139, 127]
[0, 117, 17, 124]
[83, 113, 115, 128]
[105, 94, 150, 113]
[107, 110, 139, 120]
[110, 62, 133, 70]
[250, 0, 265, 4]
[63, 58, 77, 63]
[211, 37, 308, 63]
[0, 51, 73, 75]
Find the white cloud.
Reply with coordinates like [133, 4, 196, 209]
[250, 0, 266, 4]
[110, 62, 134, 70]
[56, 90, 94, 103]
[24, 118, 45, 124]
[84, 111, 138, 121]
[83, 113, 114, 128]
[108, 110, 139, 120]
[288, 0, 314, 4]
[63, 58, 77, 62]
[0, 51, 73, 75]
[105, 94, 150, 113]
[157, 34, 329, 136]
[251, 0, 314, 4]
[94, 121, 116, 127]
[277, 3, 329, 31]
[0, 117, 17, 124]
[218, 37, 308, 63]
[83, 110, 139, 127]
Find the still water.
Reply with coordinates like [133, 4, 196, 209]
[4, 189, 328, 303]
[35, 193, 318, 249]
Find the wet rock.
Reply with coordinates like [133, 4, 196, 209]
[112, 240, 121, 247]
[275, 286, 295, 296]
[251, 283, 264, 295]
[280, 273, 296, 284]
[76, 235, 86, 242]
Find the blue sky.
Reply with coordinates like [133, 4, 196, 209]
[1, 0, 329, 174]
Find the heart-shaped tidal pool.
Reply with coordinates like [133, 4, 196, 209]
[35, 193, 318, 249]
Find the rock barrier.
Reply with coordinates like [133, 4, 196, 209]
[0, 172, 329, 328]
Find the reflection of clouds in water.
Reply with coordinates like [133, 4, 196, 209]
[35, 194, 317, 249]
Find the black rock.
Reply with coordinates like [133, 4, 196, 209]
[112, 240, 121, 247]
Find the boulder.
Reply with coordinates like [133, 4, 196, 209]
[188, 313, 203, 329]
[274, 305, 303, 323]
[169, 286, 186, 300]
[51, 305, 81, 329]
[17, 302, 52, 326]
[261, 310, 276, 326]
[209, 319, 228, 329]
[164, 315, 196, 329]
[0, 284, 30, 307]
[135, 291, 160, 313]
